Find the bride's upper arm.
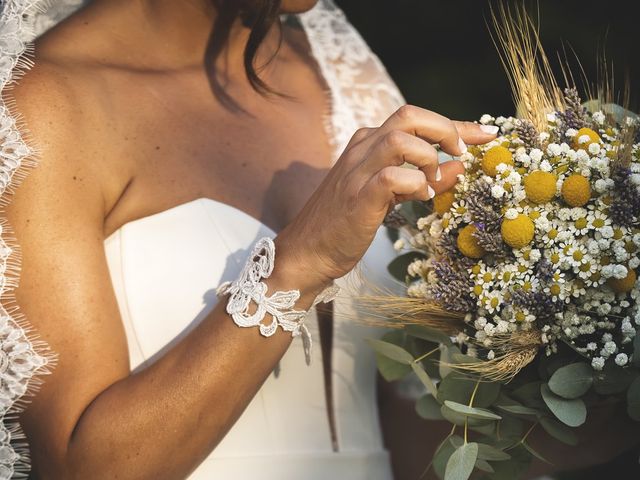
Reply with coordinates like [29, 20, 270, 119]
[5, 63, 130, 458]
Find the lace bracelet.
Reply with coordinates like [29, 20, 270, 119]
[217, 237, 339, 365]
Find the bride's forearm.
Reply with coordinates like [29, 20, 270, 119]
[55, 268, 319, 480]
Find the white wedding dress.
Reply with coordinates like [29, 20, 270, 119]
[0, 1, 405, 478]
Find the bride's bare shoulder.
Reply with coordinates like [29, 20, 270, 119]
[7, 45, 131, 224]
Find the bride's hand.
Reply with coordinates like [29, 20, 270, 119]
[276, 105, 498, 294]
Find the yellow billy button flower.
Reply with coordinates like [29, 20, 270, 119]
[433, 189, 456, 216]
[572, 127, 601, 151]
[608, 269, 637, 293]
[457, 225, 486, 259]
[501, 214, 535, 249]
[524, 170, 557, 204]
[481, 145, 514, 177]
[561, 174, 591, 207]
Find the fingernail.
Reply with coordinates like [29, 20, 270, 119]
[435, 166, 442, 182]
[458, 138, 468, 154]
[480, 125, 499, 135]
[427, 185, 436, 199]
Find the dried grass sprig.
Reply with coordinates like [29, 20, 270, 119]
[489, 2, 564, 132]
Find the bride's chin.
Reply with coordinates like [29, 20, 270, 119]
[279, 0, 320, 14]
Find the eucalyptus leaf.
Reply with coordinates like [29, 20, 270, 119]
[634, 336, 640, 367]
[511, 382, 543, 406]
[441, 405, 495, 427]
[375, 353, 412, 381]
[522, 442, 552, 465]
[405, 324, 453, 346]
[477, 443, 511, 461]
[496, 404, 539, 416]
[444, 442, 479, 480]
[412, 361, 438, 397]
[548, 362, 593, 399]
[437, 375, 500, 408]
[367, 339, 413, 365]
[470, 422, 496, 436]
[593, 364, 638, 395]
[539, 416, 579, 446]
[416, 394, 444, 420]
[627, 376, 640, 421]
[433, 438, 456, 480]
[449, 435, 464, 449]
[540, 383, 587, 427]
[387, 252, 426, 283]
[475, 459, 495, 473]
[486, 445, 531, 480]
[444, 400, 502, 420]
[497, 415, 524, 441]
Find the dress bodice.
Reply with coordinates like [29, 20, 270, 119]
[0, 0, 406, 477]
[103, 198, 398, 479]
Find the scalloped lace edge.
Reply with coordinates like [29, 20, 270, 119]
[1, 1, 57, 478]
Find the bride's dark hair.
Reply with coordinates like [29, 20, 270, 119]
[209, 0, 283, 101]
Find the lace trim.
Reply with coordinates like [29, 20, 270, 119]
[1, 1, 55, 478]
[298, 0, 405, 160]
[217, 237, 338, 365]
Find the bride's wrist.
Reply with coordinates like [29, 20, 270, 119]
[271, 236, 334, 304]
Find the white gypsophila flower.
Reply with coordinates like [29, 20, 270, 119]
[592, 357, 605, 371]
[540, 159, 553, 172]
[505, 208, 519, 220]
[487, 350, 496, 360]
[615, 353, 629, 366]
[530, 148, 543, 163]
[594, 178, 609, 193]
[630, 257, 640, 269]
[393, 239, 405, 251]
[539, 132, 550, 143]
[587, 342, 597, 351]
[547, 143, 562, 156]
[592, 111, 606, 124]
[588, 143, 601, 155]
[577, 134, 592, 146]
[604, 341, 617, 355]
[480, 114, 495, 125]
[547, 112, 557, 123]
[491, 184, 506, 199]
[565, 128, 578, 137]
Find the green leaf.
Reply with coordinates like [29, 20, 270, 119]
[539, 416, 579, 446]
[634, 336, 640, 367]
[412, 200, 431, 219]
[444, 442, 479, 480]
[511, 382, 543, 406]
[433, 438, 457, 480]
[486, 445, 531, 480]
[367, 339, 413, 365]
[627, 376, 640, 421]
[441, 405, 495, 427]
[375, 353, 412, 381]
[540, 383, 587, 427]
[593, 364, 638, 395]
[477, 443, 511, 461]
[444, 401, 502, 420]
[405, 324, 452, 346]
[475, 458, 495, 473]
[522, 442, 552, 464]
[387, 252, 426, 283]
[497, 415, 524, 441]
[437, 375, 501, 408]
[548, 362, 593, 399]
[495, 404, 539, 416]
[416, 394, 444, 420]
[412, 361, 438, 397]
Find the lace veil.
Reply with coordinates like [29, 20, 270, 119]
[0, 0, 404, 477]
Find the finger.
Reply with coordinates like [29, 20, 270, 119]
[454, 121, 499, 145]
[363, 130, 440, 182]
[432, 160, 465, 195]
[345, 127, 377, 150]
[373, 105, 466, 156]
[360, 166, 434, 211]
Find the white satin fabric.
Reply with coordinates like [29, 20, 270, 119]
[103, 199, 398, 479]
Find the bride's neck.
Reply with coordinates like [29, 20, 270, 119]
[87, 0, 281, 74]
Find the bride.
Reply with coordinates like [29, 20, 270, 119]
[0, 0, 498, 478]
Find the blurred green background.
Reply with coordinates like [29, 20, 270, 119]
[338, 1, 640, 478]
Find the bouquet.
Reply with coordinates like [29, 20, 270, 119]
[369, 5, 640, 480]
